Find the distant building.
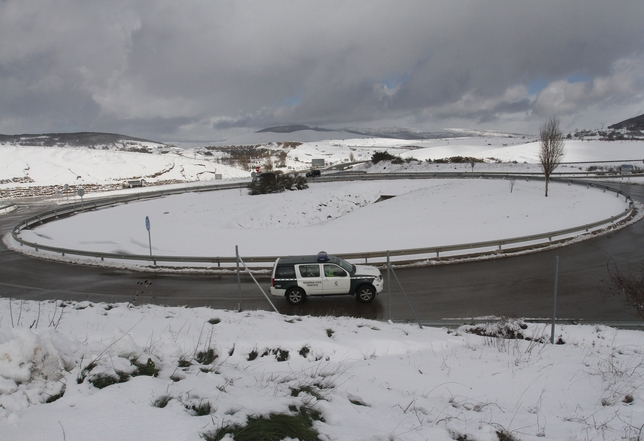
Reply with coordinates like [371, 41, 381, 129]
[122, 179, 146, 188]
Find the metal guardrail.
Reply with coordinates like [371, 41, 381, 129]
[0, 202, 17, 214]
[9, 174, 636, 269]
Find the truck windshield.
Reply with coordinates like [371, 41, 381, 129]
[336, 258, 355, 274]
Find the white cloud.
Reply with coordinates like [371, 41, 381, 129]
[1, 0, 643, 139]
[535, 55, 644, 117]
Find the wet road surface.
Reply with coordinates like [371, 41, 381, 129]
[1, 182, 643, 323]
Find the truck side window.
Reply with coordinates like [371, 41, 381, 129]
[276, 266, 295, 278]
[324, 264, 347, 277]
[298, 265, 320, 278]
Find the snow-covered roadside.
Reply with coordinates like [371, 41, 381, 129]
[0, 203, 17, 215]
[1, 299, 644, 441]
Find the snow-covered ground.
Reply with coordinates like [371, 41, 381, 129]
[0, 144, 250, 184]
[1, 299, 644, 441]
[3, 134, 644, 440]
[3, 136, 644, 197]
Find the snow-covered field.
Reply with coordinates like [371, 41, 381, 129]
[3, 136, 644, 196]
[3, 134, 644, 440]
[1, 299, 644, 441]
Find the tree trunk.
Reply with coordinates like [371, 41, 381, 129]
[545, 176, 549, 197]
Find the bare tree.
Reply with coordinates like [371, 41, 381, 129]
[539, 116, 565, 197]
[606, 259, 644, 320]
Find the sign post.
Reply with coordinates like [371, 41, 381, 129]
[77, 188, 85, 210]
[145, 216, 153, 261]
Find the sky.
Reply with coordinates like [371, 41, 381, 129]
[1, 1, 644, 142]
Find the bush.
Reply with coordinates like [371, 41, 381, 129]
[131, 358, 159, 377]
[607, 259, 644, 320]
[196, 348, 218, 365]
[249, 173, 308, 195]
[89, 371, 130, 389]
[201, 406, 322, 441]
[371, 151, 399, 164]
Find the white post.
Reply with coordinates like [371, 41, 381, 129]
[551, 256, 559, 344]
[236, 245, 241, 311]
[387, 251, 391, 322]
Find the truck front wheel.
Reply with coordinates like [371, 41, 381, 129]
[355, 285, 376, 303]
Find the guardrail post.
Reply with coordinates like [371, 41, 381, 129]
[236, 245, 242, 312]
[387, 251, 391, 322]
[551, 256, 559, 344]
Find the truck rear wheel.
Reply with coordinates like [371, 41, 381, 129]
[286, 287, 306, 305]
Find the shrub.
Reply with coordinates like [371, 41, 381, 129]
[371, 151, 398, 164]
[249, 173, 308, 195]
[247, 349, 259, 361]
[178, 356, 192, 368]
[291, 385, 325, 401]
[131, 358, 159, 377]
[260, 348, 290, 362]
[607, 259, 644, 320]
[153, 395, 173, 408]
[188, 400, 213, 416]
[196, 348, 218, 365]
[462, 317, 530, 340]
[89, 371, 130, 389]
[201, 406, 322, 441]
[45, 386, 66, 403]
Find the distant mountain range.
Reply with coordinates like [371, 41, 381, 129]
[0, 132, 168, 151]
[256, 125, 333, 134]
[254, 124, 513, 140]
[608, 113, 644, 131]
[2, 113, 643, 149]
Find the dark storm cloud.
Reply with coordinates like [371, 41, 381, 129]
[1, 0, 643, 141]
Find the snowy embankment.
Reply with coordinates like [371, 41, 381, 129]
[0, 145, 249, 198]
[1, 299, 644, 441]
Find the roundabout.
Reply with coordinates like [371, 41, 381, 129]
[3, 175, 637, 270]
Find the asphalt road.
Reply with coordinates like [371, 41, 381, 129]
[1, 182, 643, 324]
